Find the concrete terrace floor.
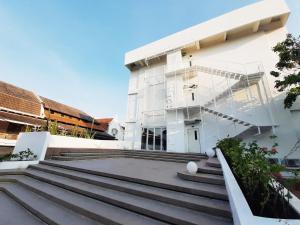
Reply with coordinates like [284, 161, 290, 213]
[45, 158, 227, 195]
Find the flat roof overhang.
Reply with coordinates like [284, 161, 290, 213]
[125, 0, 290, 70]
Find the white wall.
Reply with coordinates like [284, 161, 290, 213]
[13, 132, 50, 161]
[106, 119, 125, 141]
[49, 135, 131, 149]
[0, 138, 16, 147]
[166, 110, 185, 152]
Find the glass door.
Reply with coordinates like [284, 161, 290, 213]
[141, 127, 167, 151]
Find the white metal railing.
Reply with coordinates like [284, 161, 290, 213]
[134, 59, 276, 140]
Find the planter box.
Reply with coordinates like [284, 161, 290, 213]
[216, 149, 300, 225]
[0, 160, 39, 170]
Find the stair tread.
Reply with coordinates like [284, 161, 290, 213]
[24, 169, 232, 225]
[197, 160, 223, 175]
[29, 164, 231, 216]
[61, 152, 205, 160]
[52, 155, 201, 163]
[0, 191, 46, 225]
[207, 158, 222, 168]
[0, 182, 103, 225]
[2, 175, 168, 225]
[40, 160, 228, 199]
[178, 171, 224, 180]
[177, 171, 225, 185]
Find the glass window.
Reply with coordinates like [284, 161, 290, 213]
[154, 128, 161, 150]
[162, 128, 167, 151]
[141, 127, 167, 151]
[148, 128, 154, 150]
[141, 128, 147, 150]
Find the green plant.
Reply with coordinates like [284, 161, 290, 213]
[271, 33, 300, 108]
[24, 125, 32, 132]
[0, 148, 37, 162]
[217, 137, 288, 216]
[48, 121, 59, 135]
[23, 119, 96, 140]
[70, 125, 79, 137]
[0, 153, 13, 162]
[10, 148, 37, 161]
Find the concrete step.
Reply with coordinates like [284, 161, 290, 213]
[53, 155, 202, 163]
[197, 160, 223, 175]
[0, 182, 104, 225]
[206, 158, 222, 168]
[122, 151, 205, 157]
[177, 171, 225, 185]
[0, 190, 46, 225]
[121, 149, 204, 155]
[22, 169, 233, 225]
[61, 151, 206, 161]
[51, 155, 124, 161]
[124, 155, 202, 163]
[59, 149, 205, 157]
[1, 175, 168, 225]
[60, 152, 125, 157]
[40, 160, 229, 200]
[29, 164, 232, 218]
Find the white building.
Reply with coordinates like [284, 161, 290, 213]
[124, 0, 300, 159]
[108, 118, 125, 141]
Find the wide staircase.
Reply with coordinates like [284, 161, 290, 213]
[0, 155, 233, 225]
[50, 148, 207, 162]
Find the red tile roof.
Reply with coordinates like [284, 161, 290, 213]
[96, 118, 113, 131]
[40, 96, 94, 122]
[0, 81, 41, 116]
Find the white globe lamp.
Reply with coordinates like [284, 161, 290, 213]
[206, 149, 215, 158]
[186, 161, 198, 174]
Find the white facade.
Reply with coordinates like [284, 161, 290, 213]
[107, 118, 125, 141]
[124, 0, 300, 159]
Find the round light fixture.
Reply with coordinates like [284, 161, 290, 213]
[186, 161, 198, 174]
[206, 149, 215, 158]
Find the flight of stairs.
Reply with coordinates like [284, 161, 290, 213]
[166, 64, 274, 138]
[178, 158, 224, 185]
[0, 157, 233, 225]
[50, 149, 207, 162]
[203, 72, 264, 107]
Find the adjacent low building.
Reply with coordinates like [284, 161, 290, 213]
[124, 0, 300, 159]
[0, 81, 114, 140]
[96, 118, 125, 140]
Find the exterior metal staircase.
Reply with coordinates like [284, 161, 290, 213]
[203, 72, 264, 107]
[199, 105, 274, 137]
[166, 64, 276, 137]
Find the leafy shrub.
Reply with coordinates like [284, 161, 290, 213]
[0, 148, 37, 162]
[216, 137, 293, 217]
[25, 121, 96, 139]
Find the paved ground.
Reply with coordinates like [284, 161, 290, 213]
[49, 158, 186, 183]
[47, 158, 227, 195]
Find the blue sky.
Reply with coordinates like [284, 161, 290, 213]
[0, 0, 299, 120]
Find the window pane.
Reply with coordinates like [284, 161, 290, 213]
[141, 128, 147, 150]
[162, 128, 167, 151]
[148, 128, 154, 150]
[154, 128, 161, 150]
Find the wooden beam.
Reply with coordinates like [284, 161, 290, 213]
[222, 32, 227, 41]
[252, 21, 260, 32]
[195, 41, 201, 50]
